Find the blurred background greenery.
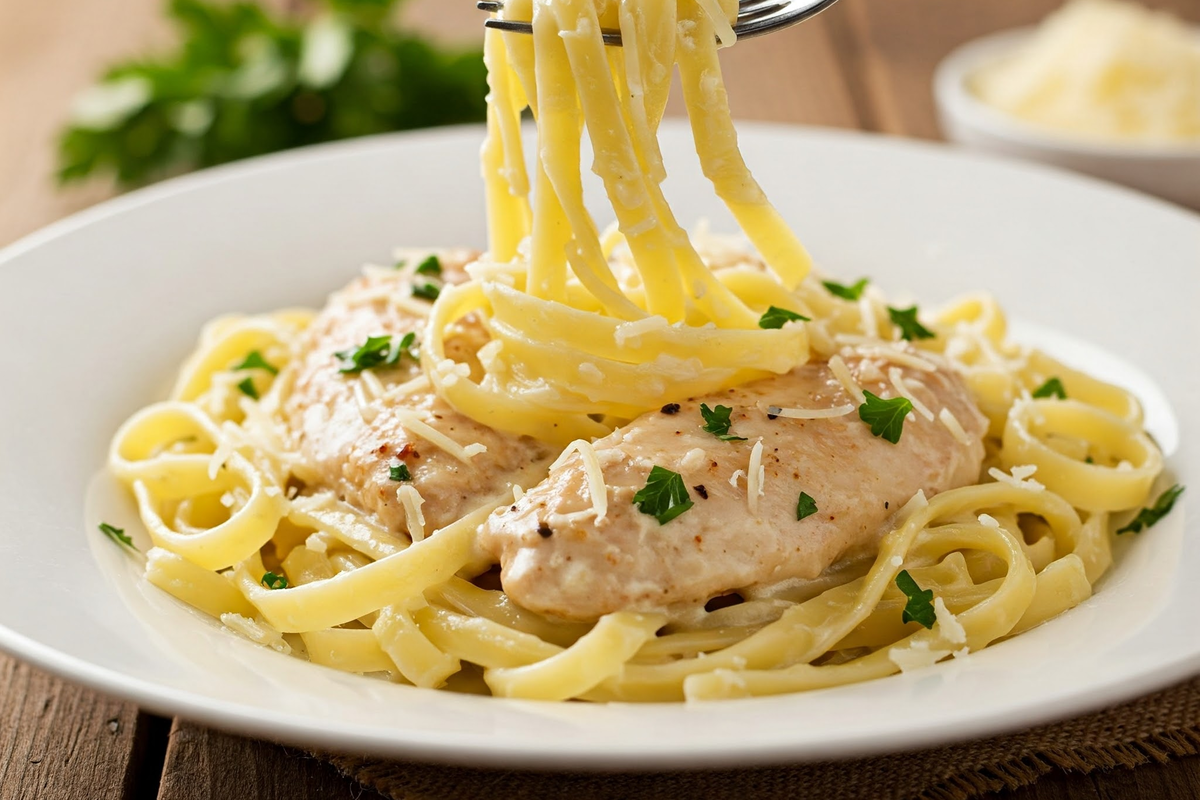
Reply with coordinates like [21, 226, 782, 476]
[57, 0, 487, 187]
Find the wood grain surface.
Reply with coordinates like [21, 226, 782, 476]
[2, 0, 1198, 798]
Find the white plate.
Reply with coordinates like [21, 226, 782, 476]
[0, 123, 1197, 769]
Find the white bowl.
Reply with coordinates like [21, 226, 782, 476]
[934, 28, 1200, 211]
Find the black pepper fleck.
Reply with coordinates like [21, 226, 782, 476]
[661, 403, 681, 415]
[885, 501, 890, 509]
[693, 484, 709, 500]
[537, 523, 553, 538]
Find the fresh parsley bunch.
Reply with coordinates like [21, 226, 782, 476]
[58, 0, 487, 186]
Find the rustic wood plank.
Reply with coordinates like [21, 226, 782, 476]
[0, 653, 159, 800]
[829, 0, 1200, 139]
[155, 720, 387, 800]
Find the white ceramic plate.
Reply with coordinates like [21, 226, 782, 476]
[0, 123, 1197, 769]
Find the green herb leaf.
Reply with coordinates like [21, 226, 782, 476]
[633, 466, 694, 525]
[699, 403, 747, 442]
[1117, 485, 1185, 535]
[411, 282, 440, 301]
[389, 463, 412, 482]
[233, 350, 278, 375]
[887, 306, 935, 341]
[261, 571, 289, 590]
[414, 254, 442, 276]
[236, 376, 259, 400]
[822, 278, 869, 301]
[99, 522, 137, 551]
[758, 305, 810, 330]
[895, 570, 936, 629]
[394, 259, 407, 270]
[796, 492, 818, 521]
[1032, 377, 1067, 399]
[858, 391, 914, 445]
[57, 0, 488, 188]
[334, 332, 418, 373]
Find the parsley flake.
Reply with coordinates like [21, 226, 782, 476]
[1117, 485, 1185, 535]
[758, 305, 810, 329]
[335, 332, 418, 373]
[887, 306, 935, 341]
[414, 255, 442, 276]
[412, 282, 441, 301]
[822, 278, 869, 301]
[796, 492, 818, 521]
[389, 463, 412, 482]
[858, 391, 914, 445]
[700, 403, 747, 442]
[261, 572, 289, 590]
[1032, 377, 1067, 400]
[99, 522, 137, 551]
[236, 377, 259, 400]
[232, 350, 278, 375]
[633, 466, 694, 525]
[895, 570, 936, 629]
[394, 259, 407, 271]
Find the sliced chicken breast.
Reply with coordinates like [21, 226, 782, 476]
[284, 252, 554, 535]
[480, 350, 987, 620]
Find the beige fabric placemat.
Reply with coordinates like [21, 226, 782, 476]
[317, 676, 1200, 800]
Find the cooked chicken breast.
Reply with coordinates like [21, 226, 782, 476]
[284, 252, 554, 535]
[480, 350, 987, 620]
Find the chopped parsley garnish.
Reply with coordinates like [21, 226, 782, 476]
[236, 377, 259, 400]
[822, 278, 869, 301]
[412, 282, 441, 301]
[887, 306, 935, 341]
[414, 254, 442, 276]
[335, 332, 418, 373]
[796, 492, 818, 521]
[1117, 485, 1185, 535]
[699, 403, 747, 442]
[394, 259, 407, 271]
[99, 522, 137, 551]
[758, 305, 810, 329]
[895, 570, 936, 629]
[389, 463, 412, 482]
[260, 572, 289, 590]
[633, 466, 694, 525]
[858, 391, 914, 445]
[1032, 377, 1067, 400]
[232, 350, 278, 375]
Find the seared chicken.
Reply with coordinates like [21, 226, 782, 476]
[284, 253, 554, 534]
[481, 351, 987, 620]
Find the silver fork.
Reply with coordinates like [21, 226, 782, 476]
[476, 0, 841, 45]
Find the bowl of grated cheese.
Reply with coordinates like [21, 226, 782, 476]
[933, 0, 1200, 210]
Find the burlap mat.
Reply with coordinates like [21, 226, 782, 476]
[316, 676, 1200, 800]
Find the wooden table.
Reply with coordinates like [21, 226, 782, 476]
[2, 1, 1198, 797]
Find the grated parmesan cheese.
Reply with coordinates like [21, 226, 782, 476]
[359, 369, 385, 401]
[382, 374, 431, 402]
[614, 315, 669, 347]
[933, 597, 967, 645]
[220, 613, 292, 654]
[857, 347, 938, 372]
[397, 484, 427, 542]
[888, 639, 951, 673]
[390, 294, 434, 317]
[766, 403, 856, 420]
[890, 555, 904, 568]
[938, 408, 972, 446]
[729, 469, 745, 489]
[888, 367, 935, 421]
[352, 381, 379, 424]
[305, 532, 330, 554]
[550, 439, 609, 521]
[747, 439, 765, 516]
[978, 513, 1001, 529]
[989, 465, 1045, 491]
[394, 410, 487, 464]
[828, 355, 866, 405]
